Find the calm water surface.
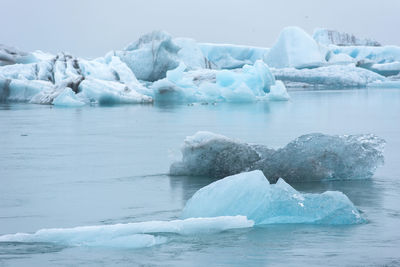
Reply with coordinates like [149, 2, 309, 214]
[0, 88, 399, 266]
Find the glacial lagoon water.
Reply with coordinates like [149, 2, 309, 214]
[0, 88, 399, 266]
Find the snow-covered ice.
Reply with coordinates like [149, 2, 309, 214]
[182, 170, 365, 225]
[0, 216, 253, 249]
[170, 131, 385, 182]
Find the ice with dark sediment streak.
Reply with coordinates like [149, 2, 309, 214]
[313, 28, 381, 47]
[0, 44, 37, 66]
[182, 170, 365, 225]
[0, 216, 253, 249]
[170, 131, 385, 182]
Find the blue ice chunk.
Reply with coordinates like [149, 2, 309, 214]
[52, 88, 85, 107]
[170, 132, 385, 182]
[152, 60, 288, 103]
[182, 170, 365, 225]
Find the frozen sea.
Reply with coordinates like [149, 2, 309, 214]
[0, 88, 399, 266]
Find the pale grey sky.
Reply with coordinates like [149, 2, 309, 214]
[2, 0, 399, 58]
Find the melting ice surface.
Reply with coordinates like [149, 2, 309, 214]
[182, 171, 365, 225]
[0, 216, 253, 249]
[170, 131, 385, 182]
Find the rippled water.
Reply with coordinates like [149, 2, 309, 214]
[0, 88, 399, 266]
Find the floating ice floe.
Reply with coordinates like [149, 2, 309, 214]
[170, 131, 385, 182]
[182, 170, 365, 225]
[0, 216, 253, 249]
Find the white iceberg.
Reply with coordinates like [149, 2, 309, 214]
[182, 170, 365, 225]
[0, 44, 38, 66]
[264, 26, 325, 69]
[199, 43, 268, 69]
[152, 60, 289, 103]
[0, 216, 253, 248]
[272, 64, 385, 88]
[367, 80, 400, 88]
[170, 131, 385, 182]
[329, 45, 400, 65]
[114, 31, 181, 82]
[0, 78, 54, 103]
[174, 37, 209, 70]
[361, 61, 400, 77]
[0, 51, 153, 105]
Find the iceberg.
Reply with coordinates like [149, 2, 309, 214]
[264, 26, 325, 69]
[52, 88, 85, 107]
[182, 170, 365, 225]
[199, 43, 268, 69]
[0, 44, 37, 66]
[174, 37, 209, 70]
[151, 60, 289, 103]
[359, 61, 400, 77]
[0, 216, 253, 249]
[272, 64, 385, 88]
[3, 26, 400, 106]
[329, 45, 400, 66]
[170, 132, 385, 182]
[0, 78, 54, 103]
[313, 28, 381, 47]
[114, 31, 181, 82]
[0, 51, 153, 105]
[367, 80, 400, 89]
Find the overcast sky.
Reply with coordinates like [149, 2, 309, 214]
[2, 0, 399, 58]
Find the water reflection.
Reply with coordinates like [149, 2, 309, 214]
[168, 175, 216, 204]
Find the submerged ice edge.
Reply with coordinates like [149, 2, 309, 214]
[0, 216, 253, 249]
[0, 168, 367, 250]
